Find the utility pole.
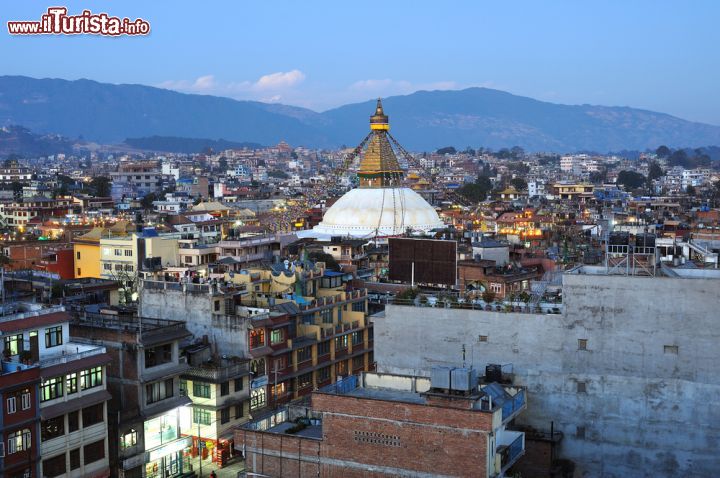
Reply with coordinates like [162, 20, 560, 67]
[197, 420, 203, 478]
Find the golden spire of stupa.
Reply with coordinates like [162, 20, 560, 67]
[358, 99, 403, 188]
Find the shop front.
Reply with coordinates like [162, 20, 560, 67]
[143, 407, 193, 478]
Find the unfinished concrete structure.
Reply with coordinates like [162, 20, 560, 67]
[374, 269, 720, 477]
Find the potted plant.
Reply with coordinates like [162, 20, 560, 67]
[20, 350, 33, 365]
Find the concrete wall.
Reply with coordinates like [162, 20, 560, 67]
[139, 287, 249, 356]
[374, 273, 720, 478]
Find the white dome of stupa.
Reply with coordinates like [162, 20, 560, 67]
[297, 99, 444, 240]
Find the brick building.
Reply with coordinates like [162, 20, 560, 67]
[236, 370, 526, 478]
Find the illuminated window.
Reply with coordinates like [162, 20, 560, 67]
[250, 388, 266, 410]
[120, 429, 137, 449]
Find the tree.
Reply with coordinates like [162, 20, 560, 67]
[647, 161, 664, 189]
[90, 176, 112, 197]
[686, 185, 696, 196]
[458, 175, 493, 203]
[510, 146, 525, 159]
[510, 177, 528, 191]
[141, 192, 157, 210]
[218, 156, 228, 172]
[655, 145, 671, 158]
[616, 170, 646, 191]
[436, 146, 456, 155]
[481, 289, 496, 304]
[268, 170, 289, 179]
[589, 169, 607, 184]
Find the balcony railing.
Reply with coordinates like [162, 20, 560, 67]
[39, 345, 106, 368]
[502, 389, 526, 422]
[500, 433, 525, 473]
[185, 361, 249, 382]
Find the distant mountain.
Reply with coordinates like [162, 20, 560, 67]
[123, 136, 262, 153]
[0, 125, 74, 157]
[1, 75, 720, 152]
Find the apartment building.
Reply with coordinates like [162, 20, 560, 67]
[0, 305, 112, 478]
[180, 344, 249, 468]
[237, 370, 526, 478]
[71, 310, 193, 478]
[110, 161, 171, 200]
[139, 261, 376, 425]
[0, 196, 74, 230]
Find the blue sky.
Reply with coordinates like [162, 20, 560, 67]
[3, 1, 720, 124]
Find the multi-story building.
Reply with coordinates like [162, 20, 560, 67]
[139, 261, 375, 426]
[0, 196, 74, 230]
[237, 370, 526, 478]
[0, 305, 112, 478]
[71, 310, 193, 478]
[180, 344, 250, 468]
[110, 161, 171, 200]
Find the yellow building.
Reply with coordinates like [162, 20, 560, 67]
[73, 222, 135, 279]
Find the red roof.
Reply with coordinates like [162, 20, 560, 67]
[0, 311, 70, 333]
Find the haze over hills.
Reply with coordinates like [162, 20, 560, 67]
[1, 75, 720, 153]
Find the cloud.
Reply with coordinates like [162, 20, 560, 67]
[255, 70, 305, 90]
[158, 70, 305, 99]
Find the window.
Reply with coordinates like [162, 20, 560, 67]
[124, 264, 134, 272]
[479, 335, 488, 342]
[250, 358, 266, 376]
[351, 331, 363, 345]
[317, 340, 330, 356]
[7, 429, 31, 454]
[6, 396, 16, 414]
[69, 448, 80, 470]
[577, 339, 588, 351]
[84, 439, 105, 465]
[103, 263, 112, 271]
[76, 251, 81, 260]
[45, 326, 63, 348]
[235, 404, 243, 419]
[297, 372, 312, 389]
[193, 407, 211, 425]
[193, 382, 211, 399]
[114, 249, 122, 256]
[68, 411, 79, 432]
[576, 426, 586, 439]
[41, 376, 64, 402]
[234, 378, 243, 392]
[320, 309, 332, 324]
[336, 360, 348, 377]
[77, 267, 82, 276]
[80, 366, 103, 390]
[352, 301, 365, 312]
[82, 403, 104, 427]
[664, 345, 679, 355]
[3, 334, 23, 355]
[120, 429, 137, 449]
[353, 355, 364, 370]
[66, 373, 78, 394]
[179, 379, 188, 396]
[41, 416, 65, 442]
[318, 366, 331, 383]
[250, 388, 266, 410]
[214, 300, 220, 311]
[42, 453, 67, 477]
[145, 343, 173, 368]
[249, 329, 265, 348]
[220, 381, 230, 397]
[335, 335, 348, 351]
[296, 347, 312, 364]
[21, 390, 31, 410]
[577, 381, 587, 393]
[124, 249, 133, 256]
[221, 407, 230, 424]
[270, 329, 284, 345]
[146, 379, 174, 404]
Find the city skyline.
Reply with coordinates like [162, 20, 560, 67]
[3, 1, 720, 124]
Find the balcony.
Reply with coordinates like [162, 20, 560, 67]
[495, 431, 525, 476]
[501, 388, 526, 422]
[39, 343, 107, 368]
[184, 361, 249, 383]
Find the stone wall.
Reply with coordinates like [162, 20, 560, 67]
[374, 273, 720, 477]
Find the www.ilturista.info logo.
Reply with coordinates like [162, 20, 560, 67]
[7, 7, 150, 36]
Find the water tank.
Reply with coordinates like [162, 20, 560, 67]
[485, 364, 502, 383]
[431, 366, 453, 389]
[451, 367, 478, 392]
[635, 233, 656, 248]
[609, 231, 629, 245]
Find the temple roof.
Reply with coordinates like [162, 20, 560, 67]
[357, 99, 403, 188]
